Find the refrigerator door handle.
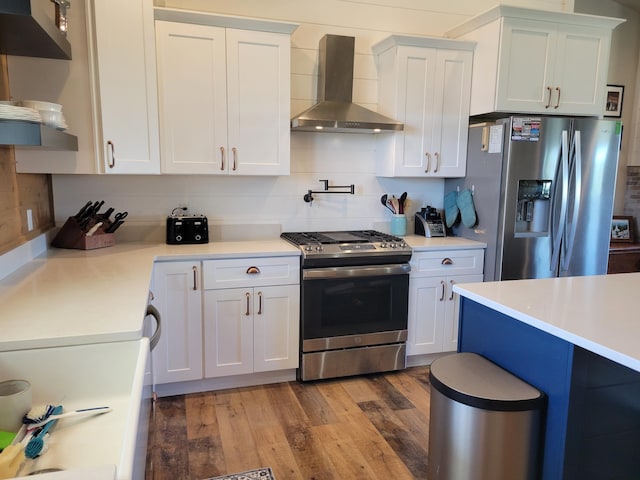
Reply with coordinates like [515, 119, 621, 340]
[551, 130, 569, 272]
[562, 130, 582, 271]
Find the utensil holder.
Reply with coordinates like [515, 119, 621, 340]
[51, 217, 115, 250]
[390, 214, 407, 236]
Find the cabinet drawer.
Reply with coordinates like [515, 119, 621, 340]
[203, 256, 300, 289]
[410, 249, 484, 277]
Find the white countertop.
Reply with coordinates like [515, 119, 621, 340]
[0, 235, 484, 353]
[404, 235, 486, 251]
[0, 240, 299, 352]
[453, 273, 640, 372]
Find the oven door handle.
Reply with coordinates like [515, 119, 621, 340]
[303, 263, 411, 279]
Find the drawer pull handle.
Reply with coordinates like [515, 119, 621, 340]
[449, 280, 455, 301]
[441, 258, 453, 265]
[440, 280, 446, 301]
[246, 266, 261, 274]
[192, 266, 198, 291]
[220, 146, 225, 170]
[424, 152, 431, 173]
[245, 292, 251, 316]
[554, 87, 561, 109]
[232, 147, 238, 171]
[257, 291, 263, 315]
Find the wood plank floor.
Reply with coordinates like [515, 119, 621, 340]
[146, 366, 432, 480]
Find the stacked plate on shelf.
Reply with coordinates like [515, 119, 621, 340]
[0, 103, 42, 123]
[20, 100, 68, 131]
[0, 100, 68, 130]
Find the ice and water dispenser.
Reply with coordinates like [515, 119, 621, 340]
[515, 180, 551, 235]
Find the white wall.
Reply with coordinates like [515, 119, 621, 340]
[574, 0, 640, 213]
[51, 0, 577, 239]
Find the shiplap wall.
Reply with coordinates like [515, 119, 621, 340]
[52, 0, 575, 240]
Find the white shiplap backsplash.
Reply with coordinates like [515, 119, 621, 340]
[53, 132, 445, 240]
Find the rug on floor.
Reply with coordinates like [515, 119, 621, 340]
[205, 467, 275, 480]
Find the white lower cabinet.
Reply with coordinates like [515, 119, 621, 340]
[407, 249, 483, 356]
[150, 261, 203, 384]
[202, 257, 300, 378]
[151, 255, 299, 390]
[203, 285, 299, 377]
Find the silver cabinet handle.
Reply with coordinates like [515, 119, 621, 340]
[441, 257, 453, 265]
[449, 280, 455, 301]
[245, 292, 251, 316]
[192, 265, 198, 291]
[232, 147, 238, 171]
[257, 291, 263, 315]
[145, 304, 161, 351]
[434, 152, 440, 173]
[545, 86, 552, 109]
[424, 152, 431, 173]
[107, 140, 115, 169]
[440, 280, 446, 301]
[220, 146, 225, 171]
[555, 87, 561, 109]
[246, 266, 260, 274]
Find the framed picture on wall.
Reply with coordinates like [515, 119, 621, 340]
[611, 216, 635, 243]
[604, 85, 624, 118]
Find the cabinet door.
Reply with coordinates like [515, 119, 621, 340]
[152, 262, 203, 384]
[88, 0, 160, 174]
[430, 49, 472, 178]
[203, 288, 254, 377]
[442, 274, 483, 352]
[155, 21, 228, 174]
[226, 29, 291, 175]
[496, 18, 558, 114]
[407, 276, 446, 355]
[253, 285, 300, 372]
[388, 46, 437, 177]
[551, 24, 611, 116]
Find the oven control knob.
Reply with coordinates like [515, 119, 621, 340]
[380, 242, 387, 248]
[390, 242, 397, 248]
[315, 245, 323, 251]
[304, 245, 313, 252]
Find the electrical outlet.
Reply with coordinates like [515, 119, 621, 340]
[26, 209, 34, 231]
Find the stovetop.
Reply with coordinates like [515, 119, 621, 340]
[281, 230, 412, 267]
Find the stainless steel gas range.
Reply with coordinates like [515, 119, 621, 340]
[280, 230, 412, 381]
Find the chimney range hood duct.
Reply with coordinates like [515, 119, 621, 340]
[291, 35, 403, 133]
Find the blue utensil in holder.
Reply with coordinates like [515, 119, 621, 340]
[25, 405, 63, 459]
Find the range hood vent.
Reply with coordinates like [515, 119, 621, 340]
[291, 35, 403, 134]
[0, 0, 72, 59]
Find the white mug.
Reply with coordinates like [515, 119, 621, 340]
[0, 379, 32, 432]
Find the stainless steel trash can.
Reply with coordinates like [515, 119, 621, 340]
[428, 352, 545, 480]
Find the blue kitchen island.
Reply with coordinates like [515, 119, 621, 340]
[453, 273, 640, 480]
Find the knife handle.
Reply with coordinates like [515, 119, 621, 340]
[105, 220, 124, 233]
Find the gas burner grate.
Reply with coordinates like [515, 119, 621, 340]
[281, 230, 403, 246]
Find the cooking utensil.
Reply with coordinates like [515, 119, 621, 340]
[381, 194, 394, 213]
[73, 201, 93, 220]
[26, 406, 111, 430]
[113, 211, 128, 222]
[399, 192, 407, 214]
[105, 220, 124, 233]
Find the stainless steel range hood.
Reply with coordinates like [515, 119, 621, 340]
[291, 35, 403, 134]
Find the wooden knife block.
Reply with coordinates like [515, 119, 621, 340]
[52, 217, 115, 250]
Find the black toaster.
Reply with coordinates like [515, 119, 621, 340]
[166, 215, 209, 244]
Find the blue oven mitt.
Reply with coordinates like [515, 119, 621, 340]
[444, 191, 460, 228]
[457, 188, 477, 228]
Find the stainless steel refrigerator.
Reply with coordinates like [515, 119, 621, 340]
[446, 116, 621, 281]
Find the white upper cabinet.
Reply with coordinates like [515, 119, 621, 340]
[373, 36, 474, 178]
[86, 0, 160, 174]
[154, 11, 297, 175]
[446, 6, 625, 117]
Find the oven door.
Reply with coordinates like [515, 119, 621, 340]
[301, 263, 410, 352]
